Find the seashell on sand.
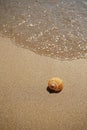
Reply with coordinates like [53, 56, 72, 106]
[48, 77, 64, 92]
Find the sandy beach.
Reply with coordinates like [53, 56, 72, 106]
[0, 36, 87, 130]
[0, 0, 87, 129]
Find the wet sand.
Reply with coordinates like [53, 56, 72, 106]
[0, 36, 87, 130]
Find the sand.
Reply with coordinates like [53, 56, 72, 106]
[0, 36, 87, 130]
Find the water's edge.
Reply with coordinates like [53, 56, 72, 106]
[0, 0, 87, 60]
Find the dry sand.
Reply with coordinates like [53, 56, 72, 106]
[0, 36, 87, 130]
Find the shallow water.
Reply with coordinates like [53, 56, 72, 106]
[0, 0, 87, 60]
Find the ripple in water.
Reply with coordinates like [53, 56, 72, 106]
[0, 0, 87, 60]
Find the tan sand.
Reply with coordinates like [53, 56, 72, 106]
[0, 36, 87, 130]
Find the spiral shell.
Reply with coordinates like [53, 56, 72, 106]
[48, 77, 64, 92]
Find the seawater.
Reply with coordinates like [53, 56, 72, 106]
[0, 0, 87, 60]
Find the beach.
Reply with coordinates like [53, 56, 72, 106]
[0, 0, 87, 129]
[0, 36, 87, 130]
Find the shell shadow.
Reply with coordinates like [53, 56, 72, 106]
[46, 86, 61, 94]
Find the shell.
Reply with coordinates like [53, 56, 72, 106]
[48, 77, 64, 92]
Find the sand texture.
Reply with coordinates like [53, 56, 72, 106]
[0, 37, 87, 130]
